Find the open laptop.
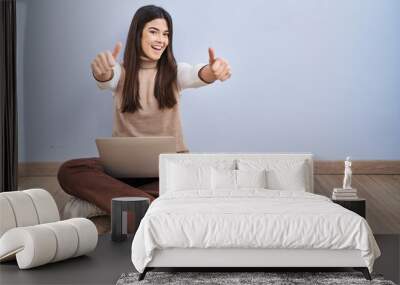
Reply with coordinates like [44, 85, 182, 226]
[95, 137, 176, 178]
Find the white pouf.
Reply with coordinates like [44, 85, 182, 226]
[62, 196, 107, 220]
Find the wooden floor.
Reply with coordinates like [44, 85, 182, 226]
[17, 161, 400, 235]
[314, 175, 400, 234]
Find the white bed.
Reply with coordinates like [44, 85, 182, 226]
[131, 153, 380, 280]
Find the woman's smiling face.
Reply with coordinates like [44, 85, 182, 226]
[141, 18, 169, 61]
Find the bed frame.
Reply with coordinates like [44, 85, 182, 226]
[138, 153, 371, 280]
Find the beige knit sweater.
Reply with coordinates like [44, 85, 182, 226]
[96, 57, 208, 152]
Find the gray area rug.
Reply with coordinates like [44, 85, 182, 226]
[116, 271, 396, 285]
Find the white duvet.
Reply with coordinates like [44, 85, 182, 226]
[131, 190, 380, 273]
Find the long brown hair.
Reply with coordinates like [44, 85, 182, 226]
[121, 5, 178, 113]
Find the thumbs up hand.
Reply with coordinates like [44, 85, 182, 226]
[208, 47, 231, 82]
[91, 41, 122, 82]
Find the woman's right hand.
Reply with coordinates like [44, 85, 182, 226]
[91, 42, 122, 82]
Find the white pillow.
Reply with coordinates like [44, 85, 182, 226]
[211, 168, 268, 190]
[237, 169, 267, 188]
[166, 159, 235, 192]
[167, 163, 211, 191]
[211, 168, 236, 190]
[237, 159, 307, 191]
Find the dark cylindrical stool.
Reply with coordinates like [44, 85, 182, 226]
[111, 197, 150, 242]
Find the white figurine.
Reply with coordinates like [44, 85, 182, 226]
[342, 156, 352, 189]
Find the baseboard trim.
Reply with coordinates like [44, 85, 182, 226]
[314, 160, 400, 175]
[18, 162, 63, 177]
[18, 160, 400, 177]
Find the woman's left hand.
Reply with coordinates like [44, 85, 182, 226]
[208, 48, 231, 82]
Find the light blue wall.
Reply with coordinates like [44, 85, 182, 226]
[16, 0, 400, 161]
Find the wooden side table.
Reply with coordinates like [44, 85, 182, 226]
[111, 197, 150, 242]
[332, 198, 366, 218]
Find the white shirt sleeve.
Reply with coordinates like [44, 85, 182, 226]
[177, 62, 209, 91]
[94, 62, 122, 92]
